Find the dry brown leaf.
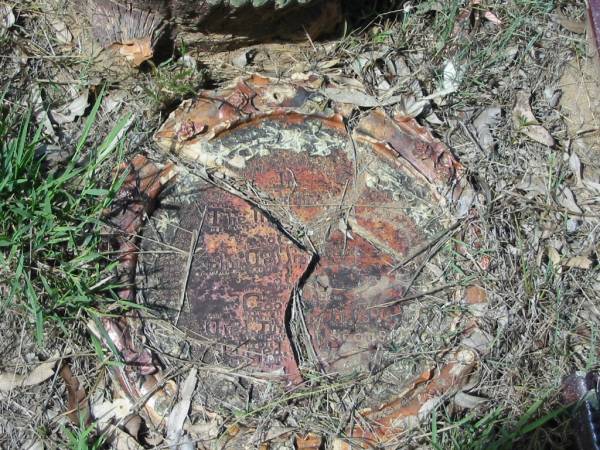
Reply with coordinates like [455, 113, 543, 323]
[552, 10, 586, 34]
[513, 91, 555, 147]
[0, 360, 56, 392]
[60, 363, 89, 425]
[473, 106, 501, 151]
[166, 368, 197, 448]
[483, 10, 502, 25]
[547, 246, 561, 270]
[565, 256, 593, 269]
[50, 92, 89, 124]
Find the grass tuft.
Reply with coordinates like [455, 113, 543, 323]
[0, 92, 128, 344]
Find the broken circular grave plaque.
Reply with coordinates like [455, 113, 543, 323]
[103, 75, 482, 445]
[151, 75, 469, 378]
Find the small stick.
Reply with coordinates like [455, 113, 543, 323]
[175, 206, 206, 327]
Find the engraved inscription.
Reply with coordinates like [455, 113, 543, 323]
[243, 148, 354, 225]
[302, 231, 407, 373]
[172, 187, 310, 376]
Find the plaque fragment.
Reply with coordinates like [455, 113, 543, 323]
[139, 180, 310, 379]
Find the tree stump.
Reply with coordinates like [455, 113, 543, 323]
[87, 0, 342, 57]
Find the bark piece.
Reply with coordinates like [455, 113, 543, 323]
[352, 349, 477, 443]
[59, 363, 90, 426]
[96, 155, 178, 427]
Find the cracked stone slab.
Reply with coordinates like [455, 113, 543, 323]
[154, 75, 471, 380]
[138, 176, 310, 380]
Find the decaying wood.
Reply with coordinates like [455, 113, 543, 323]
[84, 0, 341, 55]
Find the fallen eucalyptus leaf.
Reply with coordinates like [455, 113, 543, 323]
[0, 3, 15, 31]
[517, 173, 547, 196]
[403, 96, 429, 117]
[557, 186, 582, 214]
[565, 256, 593, 269]
[50, 92, 89, 124]
[0, 360, 56, 391]
[547, 246, 561, 269]
[441, 60, 460, 92]
[512, 91, 555, 147]
[569, 151, 582, 185]
[49, 17, 72, 44]
[584, 179, 600, 193]
[473, 106, 501, 151]
[166, 368, 197, 449]
[454, 391, 488, 409]
[552, 10, 586, 34]
[32, 86, 57, 139]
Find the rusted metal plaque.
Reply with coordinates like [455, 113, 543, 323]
[140, 182, 310, 379]
[154, 76, 467, 379]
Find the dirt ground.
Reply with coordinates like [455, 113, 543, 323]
[0, 1, 599, 449]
